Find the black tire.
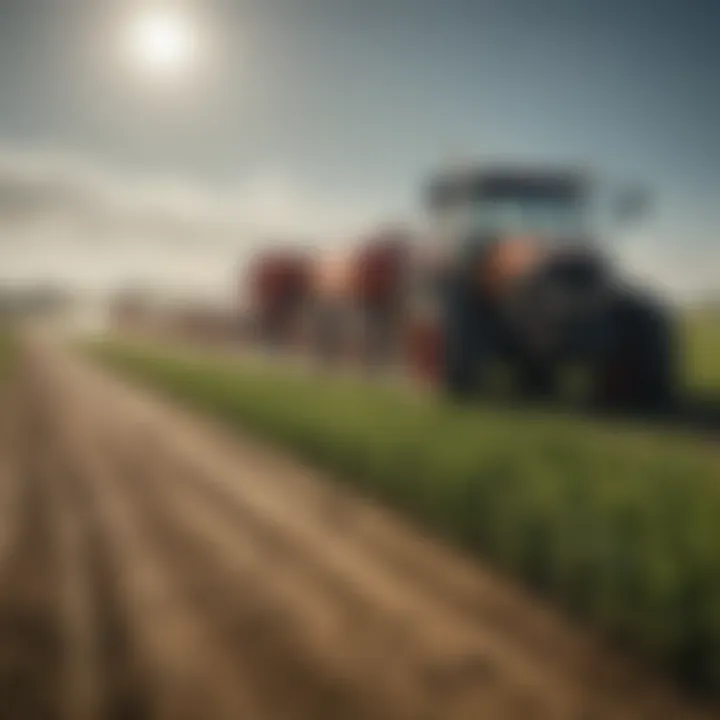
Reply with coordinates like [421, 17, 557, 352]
[594, 292, 678, 411]
[441, 283, 488, 400]
[516, 361, 558, 401]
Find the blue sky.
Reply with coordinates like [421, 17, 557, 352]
[0, 0, 717, 296]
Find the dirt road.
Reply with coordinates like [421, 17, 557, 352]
[0, 337, 714, 720]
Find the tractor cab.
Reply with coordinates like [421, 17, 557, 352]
[422, 165, 606, 304]
[417, 164, 675, 408]
[426, 166, 592, 250]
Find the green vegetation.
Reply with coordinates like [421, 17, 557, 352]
[684, 313, 720, 395]
[88, 337, 720, 695]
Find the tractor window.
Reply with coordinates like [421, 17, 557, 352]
[438, 194, 587, 240]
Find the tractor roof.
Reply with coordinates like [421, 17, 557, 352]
[426, 164, 590, 206]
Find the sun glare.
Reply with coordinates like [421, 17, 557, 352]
[125, 7, 197, 80]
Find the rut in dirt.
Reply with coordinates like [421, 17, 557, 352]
[0, 336, 716, 720]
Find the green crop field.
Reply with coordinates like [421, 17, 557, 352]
[87, 321, 720, 696]
[684, 313, 720, 395]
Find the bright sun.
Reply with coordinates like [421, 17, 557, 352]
[125, 8, 197, 80]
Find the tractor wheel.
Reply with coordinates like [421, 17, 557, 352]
[516, 361, 558, 402]
[593, 293, 678, 411]
[441, 285, 484, 400]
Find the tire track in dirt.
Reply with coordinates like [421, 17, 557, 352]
[52, 354, 425, 720]
[89, 382, 675, 719]
[59, 344, 715, 720]
[42, 426, 104, 720]
[71, 367, 559, 720]
[28, 345, 572, 720]
[118, 432, 473, 720]
[44, 444, 153, 720]
[0, 365, 63, 720]
[42, 361, 268, 720]
[15, 349, 155, 720]
[0, 382, 22, 578]
[2, 333, 716, 720]
[114, 444, 418, 720]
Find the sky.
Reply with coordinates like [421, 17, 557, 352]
[0, 0, 718, 300]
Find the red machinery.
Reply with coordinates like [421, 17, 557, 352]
[246, 247, 312, 349]
[308, 228, 412, 367]
[245, 228, 415, 366]
[348, 229, 410, 309]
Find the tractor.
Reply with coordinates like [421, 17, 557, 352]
[419, 164, 677, 409]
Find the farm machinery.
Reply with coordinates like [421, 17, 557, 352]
[420, 164, 677, 408]
[246, 230, 411, 369]
[246, 246, 313, 351]
[245, 163, 678, 409]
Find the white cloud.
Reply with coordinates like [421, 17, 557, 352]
[617, 220, 720, 302]
[0, 147, 373, 299]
